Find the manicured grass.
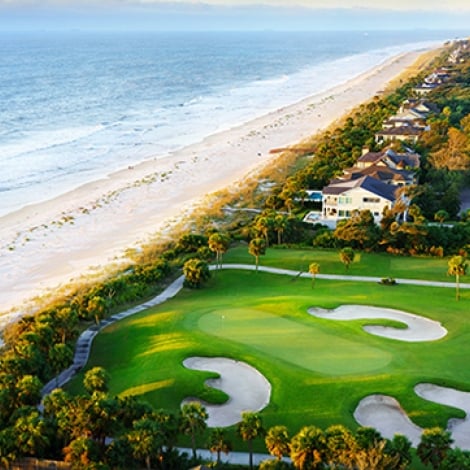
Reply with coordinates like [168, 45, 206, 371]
[198, 308, 393, 375]
[68, 265, 469, 450]
[223, 244, 454, 282]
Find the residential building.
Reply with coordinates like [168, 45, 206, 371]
[375, 126, 421, 144]
[322, 175, 397, 221]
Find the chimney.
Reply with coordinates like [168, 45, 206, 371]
[362, 147, 370, 156]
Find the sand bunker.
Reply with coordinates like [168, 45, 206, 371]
[354, 395, 423, 446]
[415, 383, 470, 449]
[308, 305, 447, 342]
[355, 384, 470, 450]
[182, 357, 271, 427]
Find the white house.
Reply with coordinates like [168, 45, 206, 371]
[322, 175, 397, 221]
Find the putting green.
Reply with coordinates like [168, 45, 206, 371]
[198, 309, 392, 375]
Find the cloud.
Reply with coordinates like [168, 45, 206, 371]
[1, 0, 470, 32]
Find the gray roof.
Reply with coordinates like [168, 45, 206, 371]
[344, 165, 413, 183]
[357, 148, 420, 169]
[323, 175, 397, 201]
[357, 151, 384, 163]
[376, 127, 421, 137]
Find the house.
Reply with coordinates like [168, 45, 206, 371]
[356, 147, 420, 170]
[400, 99, 440, 116]
[344, 148, 419, 185]
[413, 83, 439, 96]
[322, 175, 397, 221]
[341, 164, 415, 187]
[382, 117, 427, 130]
[424, 70, 451, 85]
[375, 126, 422, 144]
[302, 148, 419, 225]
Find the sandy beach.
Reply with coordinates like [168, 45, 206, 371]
[0, 47, 435, 322]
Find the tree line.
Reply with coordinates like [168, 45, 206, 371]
[2, 365, 470, 469]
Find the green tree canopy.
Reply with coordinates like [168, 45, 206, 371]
[417, 427, 453, 470]
[208, 232, 230, 269]
[207, 427, 232, 465]
[308, 262, 320, 288]
[265, 425, 290, 461]
[249, 238, 267, 271]
[183, 258, 211, 288]
[179, 401, 208, 460]
[339, 247, 355, 271]
[447, 255, 468, 300]
[237, 411, 265, 470]
[83, 367, 109, 395]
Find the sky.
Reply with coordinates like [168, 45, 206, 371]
[1, 0, 470, 32]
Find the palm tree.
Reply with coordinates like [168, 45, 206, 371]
[237, 411, 265, 470]
[180, 401, 208, 460]
[339, 247, 355, 271]
[255, 216, 273, 247]
[15, 374, 43, 407]
[83, 366, 109, 394]
[274, 214, 288, 245]
[434, 209, 449, 225]
[386, 433, 412, 470]
[208, 232, 230, 270]
[63, 437, 100, 468]
[249, 238, 266, 271]
[0, 428, 16, 469]
[447, 255, 467, 301]
[207, 427, 232, 466]
[308, 262, 320, 288]
[265, 425, 290, 461]
[284, 197, 294, 215]
[86, 294, 107, 325]
[324, 424, 357, 468]
[48, 342, 73, 387]
[355, 426, 383, 450]
[354, 440, 399, 470]
[13, 410, 50, 457]
[417, 427, 453, 470]
[152, 409, 180, 454]
[183, 258, 211, 288]
[126, 418, 163, 470]
[290, 425, 326, 469]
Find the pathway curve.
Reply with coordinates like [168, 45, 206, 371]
[43, 263, 468, 395]
[219, 263, 470, 289]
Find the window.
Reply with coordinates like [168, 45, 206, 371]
[338, 196, 352, 204]
[363, 197, 380, 203]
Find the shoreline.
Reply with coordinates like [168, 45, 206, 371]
[0, 46, 440, 320]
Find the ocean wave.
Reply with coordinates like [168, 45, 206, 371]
[0, 125, 105, 162]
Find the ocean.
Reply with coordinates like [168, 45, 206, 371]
[0, 30, 462, 217]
